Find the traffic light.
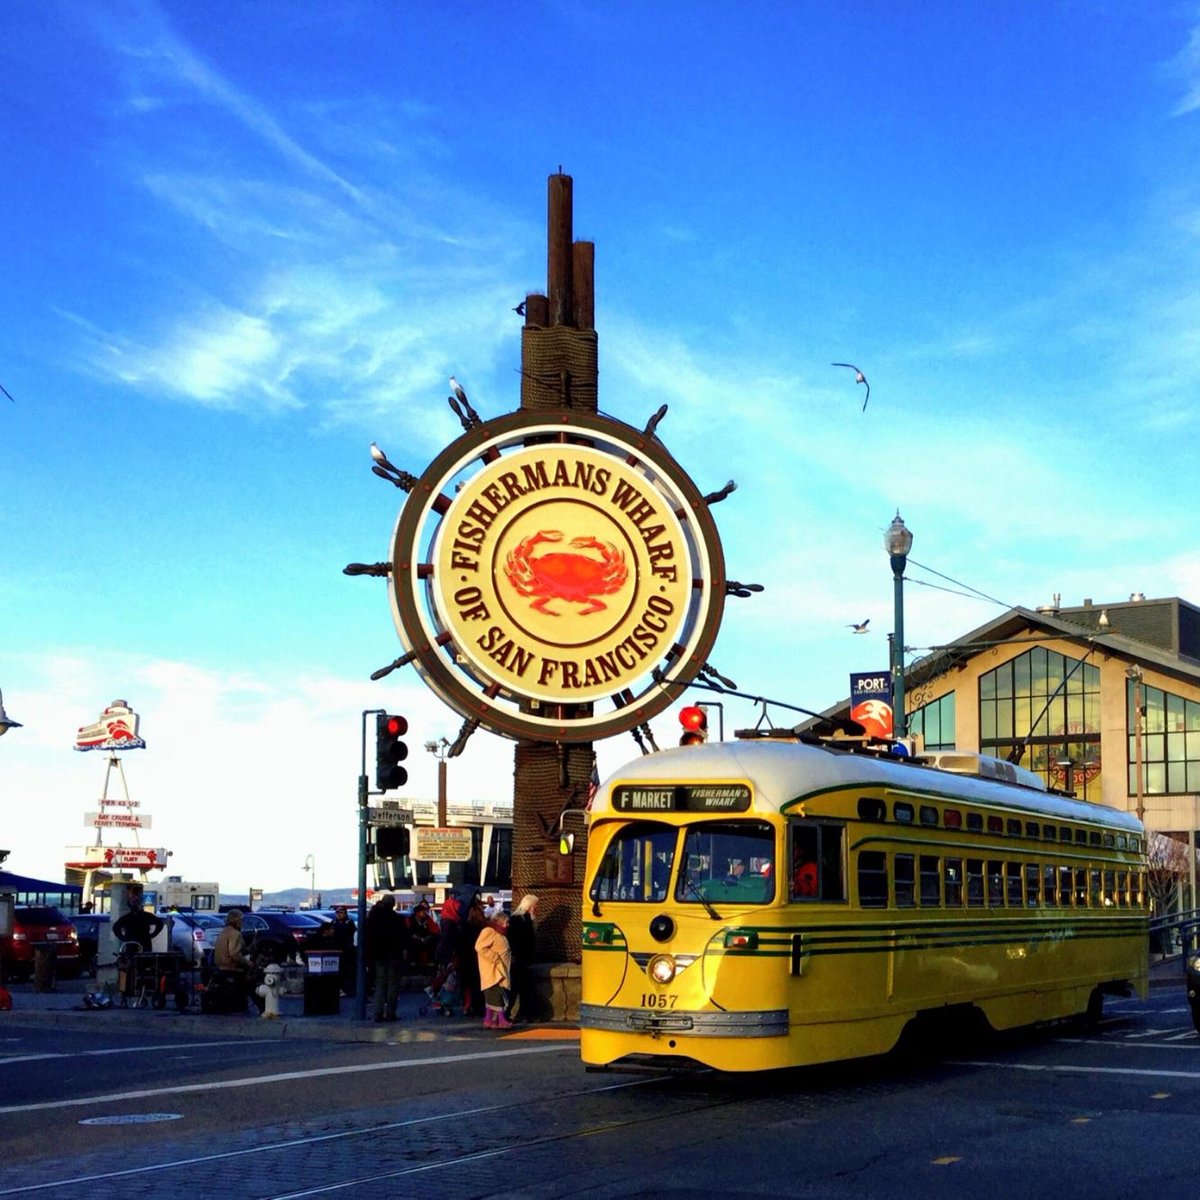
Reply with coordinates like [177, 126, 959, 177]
[375, 713, 409, 790]
[376, 825, 410, 859]
[679, 704, 708, 746]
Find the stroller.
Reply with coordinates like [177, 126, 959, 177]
[420, 961, 462, 1018]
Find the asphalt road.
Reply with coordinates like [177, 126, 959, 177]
[2, 989, 1198, 1199]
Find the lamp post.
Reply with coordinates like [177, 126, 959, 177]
[302, 853, 316, 909]
[885, 511, 914, 739]
[425, 738, 450, 826]
[0, 689, 22, 738]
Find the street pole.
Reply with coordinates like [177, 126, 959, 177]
[885, 512, 914, 740]
[357, 708, 382, 1022]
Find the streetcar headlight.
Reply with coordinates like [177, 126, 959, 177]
[647, 954, 676, 984]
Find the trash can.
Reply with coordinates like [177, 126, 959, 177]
[302, 950, 341, 1016]
[33, 943, 57, 993]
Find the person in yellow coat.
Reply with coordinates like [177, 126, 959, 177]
[475, 911, 513, 1029]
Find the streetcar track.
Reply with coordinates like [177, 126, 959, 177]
[0, 1072, 674, 1197]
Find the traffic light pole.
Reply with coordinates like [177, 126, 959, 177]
[357, 708, 383, 1021]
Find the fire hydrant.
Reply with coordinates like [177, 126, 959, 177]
[256, 966, 283, 1019]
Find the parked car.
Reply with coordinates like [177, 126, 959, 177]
[70, 912, 110, 978]
[159, 910, 222, 968]
[240, 911, 325, 964]
[0, 905, 81, 981]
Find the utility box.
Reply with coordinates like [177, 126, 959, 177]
[302, 950, 341, 1016]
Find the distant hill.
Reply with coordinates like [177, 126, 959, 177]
[219, 886, 357, 911]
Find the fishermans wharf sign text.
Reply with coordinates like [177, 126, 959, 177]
[386, 409, 727, 743]
[435, 444, 693, 704]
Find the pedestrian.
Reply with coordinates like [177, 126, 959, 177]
[328, 905, 357, 997]
[506, 893, 539, 1022]
[409, 899, 438, 969]
[112, 898, 165, 953]
[456, 894, 487, 1017]
[425, 893, 462, 1002]
[366, 894, 408, 1022]
[475, 911, 513, 1029]
[211, 909, 253, 1013]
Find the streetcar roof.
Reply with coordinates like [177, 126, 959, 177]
[596, 739, 1142, 833]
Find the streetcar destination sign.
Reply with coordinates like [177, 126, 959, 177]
[611, 784, 751, 813]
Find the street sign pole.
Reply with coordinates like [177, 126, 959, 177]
[357, 708, 383, 1021]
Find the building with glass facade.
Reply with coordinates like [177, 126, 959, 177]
[893, 596, 1200, 842]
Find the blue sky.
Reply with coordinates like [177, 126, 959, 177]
[2, 2, 1198, 891]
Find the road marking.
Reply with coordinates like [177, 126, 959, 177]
[954, 1060, 1200, 1081]
[0, 1043, 574, 1116]
[1057, 1037, 1199, 1051]
[0, 1040, 278, 1066]
[0, 1071, 656, 1197]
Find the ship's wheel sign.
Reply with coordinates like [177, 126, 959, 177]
[385, 410, 727, 742]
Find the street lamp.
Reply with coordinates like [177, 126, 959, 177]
[302, 853, 316, 909]
[885, 511, 914, 739]
[0, 689, 22, 738]
[425, 738, 450, 826]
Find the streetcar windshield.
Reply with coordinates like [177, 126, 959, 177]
[678, 820, 775, 904]
[591, 822, 677, 903]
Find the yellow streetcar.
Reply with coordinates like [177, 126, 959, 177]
[579, 732, 1148, 1073]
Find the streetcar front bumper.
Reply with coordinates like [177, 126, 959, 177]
[579, 1003, 789, 1038]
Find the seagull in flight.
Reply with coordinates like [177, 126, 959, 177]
[847, 618, 871, 633]
[513, 300, 526, 317]
[832, 363, 870, 411]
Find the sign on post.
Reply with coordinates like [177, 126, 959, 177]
[412, 827, 473, 863]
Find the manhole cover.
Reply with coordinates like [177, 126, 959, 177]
[79, 1113, 184, 1126]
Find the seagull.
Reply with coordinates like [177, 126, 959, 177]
[449, 376, 469, 406]
[513, 300, 526, 317]
[847, 619, 871, 633]
[369, 442, 386, 464]
[832, 363, 870, 411]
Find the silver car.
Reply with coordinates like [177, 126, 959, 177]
[159, 911, 221, 967]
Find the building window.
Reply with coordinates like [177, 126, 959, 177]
[1129, 678, 1200, 796]
[978, 646, 1101, 798]
[910, 691, 955, 750]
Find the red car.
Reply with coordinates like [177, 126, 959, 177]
[0, 905, 81, 981]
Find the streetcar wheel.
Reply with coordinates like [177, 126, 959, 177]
[1084, 988, 1104, 1027]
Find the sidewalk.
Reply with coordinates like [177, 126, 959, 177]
[0, 977, 578, 1044]
[2, 959, 1185, 1043]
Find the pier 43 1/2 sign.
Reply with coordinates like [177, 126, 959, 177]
[388, 410, 727, 742]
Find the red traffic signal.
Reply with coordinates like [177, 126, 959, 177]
[679, 704, 708, 746]
[375, 713, 409, 791]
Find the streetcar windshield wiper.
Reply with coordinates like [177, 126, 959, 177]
[681, 871, 721, 920]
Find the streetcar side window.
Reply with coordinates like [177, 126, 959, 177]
[1025, 863, 1040, 906]
[966, 859, 984, 906]
[1006, 862, 1023, 906]
[857, 851, 888, 907]
[895, 854, 915, 907]
[1059, 865, 1073, 906]
[987, 861, 1004, 906]
[920, 856, 941, 906]
[945, 858, 964, 906]
[789, 821, 846, 902]
[1043, 864, 1058, 906]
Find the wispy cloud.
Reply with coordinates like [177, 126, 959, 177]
[1167, 22, 1200, 116]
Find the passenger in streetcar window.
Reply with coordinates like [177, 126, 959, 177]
[793, 861, 819, 898]
[724, 859, 747, 885]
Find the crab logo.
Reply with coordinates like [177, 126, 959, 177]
[851, 699, 894, 739]
[504, 530, 628, 615]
